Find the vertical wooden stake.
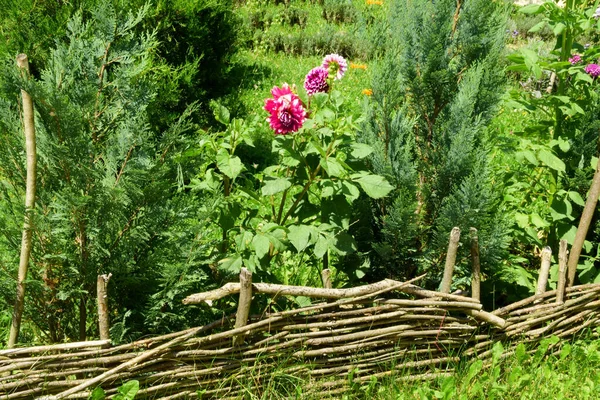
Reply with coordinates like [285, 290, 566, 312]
[567, 157, 600, 287]
[321, 269, 332, 289]
[470, 227, 481, 302]
[233, 268, 252, 346]
[440, 227, 460, 294]
[556, 240, 568, 304]
[535, 246, 552, 297]
[97, 273, 112, 341]
[9, 54, 37, 348]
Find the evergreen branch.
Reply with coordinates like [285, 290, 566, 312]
[92, 41, 112, 142]
[107, 206, 142, 256]
[114, 145, 135, 187]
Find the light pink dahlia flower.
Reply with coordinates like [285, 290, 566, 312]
[322, 54, 348, 80]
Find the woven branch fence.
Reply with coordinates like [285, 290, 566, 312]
[1, 229, 600, 399]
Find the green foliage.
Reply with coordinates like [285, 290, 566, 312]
[89, 380, 139, 400]
[192, 79, 392, 282]
[0, 2, 212, 341]
[504, 1, 600, 285]
[355, 0, 511, 287]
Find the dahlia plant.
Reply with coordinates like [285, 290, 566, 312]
[195, 54, 393, 280]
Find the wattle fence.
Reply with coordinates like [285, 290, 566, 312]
[1, 229, 599, 399]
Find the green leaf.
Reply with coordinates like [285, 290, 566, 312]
[576, 72, 594, 84]
[114, 380, 139, 400]
[252, 234, 270, 258]
[321, 158, 345, 177]
[90, 387, 106, 400]
[332, 232, 356, 255]
[341, 181, 360, 203]
[571, 102, 585, 115]
[352, 173, 394, 199]
[560, 224, 577, 244]
[314, 234, 330, 259]
[211, 101, 230, 126]
[261, 177, 292, 196]
[528, 20, 546, 33]
[538, 149, 565, 173]
[519, 4, 541, 14]
[552, 22, 566, 36]
[520, 150, 538, 166]
[218, 255, 243, 273]
[288, 225, 312, 253]
[350, 143, 374, 159]
[568, 191, 585, 206]
[216, 149, 244, 180]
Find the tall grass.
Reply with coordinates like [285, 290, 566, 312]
[222, 336, 600, 399]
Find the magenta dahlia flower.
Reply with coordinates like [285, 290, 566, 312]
[569, 54, 581, 65]
[264, 84, 307, 135]
[304, 66, 329, 95]
[585, 63, 600, 78]
[322, 54, 348, 80]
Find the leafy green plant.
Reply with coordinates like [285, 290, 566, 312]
[192, 58, 392, 281]
[89, 380, 139, 400]
[504, 0, 600, 284]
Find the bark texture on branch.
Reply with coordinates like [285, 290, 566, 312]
[9, 54, 37, 349]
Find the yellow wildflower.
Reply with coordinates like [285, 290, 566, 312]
[362, 89, 373, 96]
[350, 63, 367, 70]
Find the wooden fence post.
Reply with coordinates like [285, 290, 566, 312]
[566, 155, 600, 287]
[556, 240, 568, 304]
[8, 54, 37, 348]
[97, 273, 112, 341]
[535, 246, 552, 297]
[440, 227, 460, 294]
[470, 228, 481, 302]
[321, 269, 332, 289]
[233, 268, 252, 346]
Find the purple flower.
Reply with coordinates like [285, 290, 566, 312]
[594, 6, 600, 19]
[585, 63, 600, 78]
[322, 54, 348, 80]
[569, 54, 582, 65]
[512, 30, 519, 38]
[304, 66, 329, 95]
[264, 84, 307, 135]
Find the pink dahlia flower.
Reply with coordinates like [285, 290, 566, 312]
[585, 63, 600, 78]
[264, 84, 307, 135]
[322, 54, 348, 80]
[304, 66, 329, 95]
[569, 54, 581, 65]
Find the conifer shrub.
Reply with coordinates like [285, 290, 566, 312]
[354, 0, 511, 290]
[0, 3, 216, 341]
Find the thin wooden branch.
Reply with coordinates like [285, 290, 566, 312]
[470, 227, 481, 301]
[535, 246, 552, 297]
[441, 227, 460, 293]
[233, 268, 252, 346]
[184, 277, 425, 304]
[9, 54, 37, 348]
[556, 240, 568, 303]
[322, 269, 332, 289]
[567, 156, 600, 286]
[97, 273, 112, 341]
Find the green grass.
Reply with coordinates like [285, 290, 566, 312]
[222, 337, 600, 399]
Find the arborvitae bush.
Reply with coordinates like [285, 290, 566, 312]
[355, 0, 511, 289]
[0, 3, 217, 342]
